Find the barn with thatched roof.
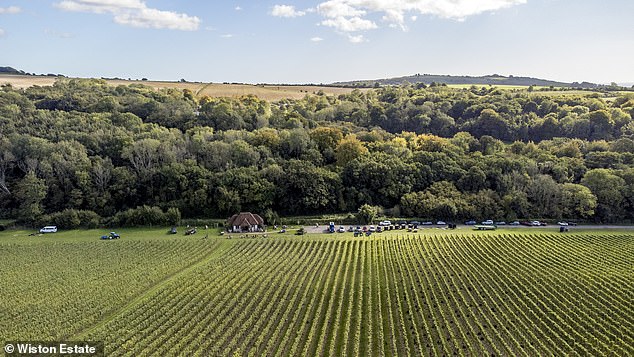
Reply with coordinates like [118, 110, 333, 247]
[227, 212, 265, 233]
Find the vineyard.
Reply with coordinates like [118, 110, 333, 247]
[1, 230, 633, 356]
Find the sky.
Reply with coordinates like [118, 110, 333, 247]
[1, 0, 633, 85]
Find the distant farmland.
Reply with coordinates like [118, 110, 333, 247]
[0, 74, 366, 101]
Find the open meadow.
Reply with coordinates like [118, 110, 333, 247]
[1, 227, 632, 356]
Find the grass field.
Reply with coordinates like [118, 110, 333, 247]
[1, 228, 632, 356]
[0, 74, 365, 101]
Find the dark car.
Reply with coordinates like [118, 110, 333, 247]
[465, 220, 476, 225]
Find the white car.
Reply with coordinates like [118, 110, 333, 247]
[531, 221, 541, 226]
[39, 226, 58, 233]
[369, 225, 376, 232]
[436, 221, 446, 225]
[482, 220, 494, 225]
[379, 220, 392, 226]
[558, 222, 569, 226]
[338, 226, 345, 233]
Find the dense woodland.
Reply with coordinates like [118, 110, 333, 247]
[1, 79, 634, 227]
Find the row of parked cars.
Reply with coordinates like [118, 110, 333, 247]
[465, 220, 576, 226]
[333, 220, 452, 234]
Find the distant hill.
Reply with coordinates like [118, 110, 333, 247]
[0, 66, 25, 75]
[333, 73, 600, 88]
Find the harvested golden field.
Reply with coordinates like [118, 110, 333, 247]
[0, 74, 364, 101]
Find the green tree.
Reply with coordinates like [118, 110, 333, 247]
[335, 135, 368, 166]
[357, 204, 380, 224]
[560, 183, 597, 219]
[14, 171, 47, 224]
[581, 169, 626, 221]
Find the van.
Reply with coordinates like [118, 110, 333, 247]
[39, 226, 58, 233]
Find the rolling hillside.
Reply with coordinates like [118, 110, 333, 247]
[334, 73, 600, 88]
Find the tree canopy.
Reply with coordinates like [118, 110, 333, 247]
[1, 80, 634, 225]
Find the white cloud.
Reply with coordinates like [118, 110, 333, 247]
[274, 0, 526, 42]
[347, 34, 366, 43]
[55, 0, 200, 31]
[221, 33, 234, 38]
[321, 16, 377, 32]
[317, 1, 365, 18]
[321, 0, 525, 24]
[235, 6, 242, 11]
[0, 28, 5, 37]
[271, 5, 306, 18]
[0, 6, 21, 14]
[310, 36, 323, 42]
[315, 0, 526, 33]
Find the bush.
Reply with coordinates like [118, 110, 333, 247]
[357, 204, 381, 224]
[39, 209, 102, 229]
[165, 207, 181, 226]
[111, 206, 181, 227]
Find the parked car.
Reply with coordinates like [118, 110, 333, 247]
[39, 226, 58, 233]
[376, 226, 383, 232]
[369, 225, 376, 232]
[531, 221, 541, 226]
[436, 221, 446, 225]
[510, 221, 520, 226]
[397, 220, 408, 225]
[348, 226, 354, 232]
[362, 226, 368, 232]
[421, 221, 433, 225]
[465, 220, 477, 225]
[379, 220, 392, 226]
[558, 221, 569, 226]
[338, 226, 345, 233]
[482, 220, 494, 225]
[495, 221, 506, 225]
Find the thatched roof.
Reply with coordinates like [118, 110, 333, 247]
[227, 212, 264, 227]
